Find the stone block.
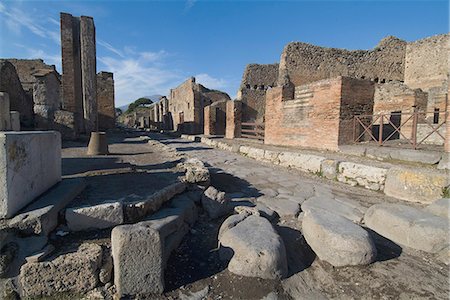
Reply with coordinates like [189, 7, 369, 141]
[257, 196, 300, 217]
[302, 208, 377, 267]
[337, 162, 387, 191]
[219, 215, 287, 279]
[384, 167, 450, 203]
[8, 178, 86, 235]
[364, 203, 449, 253]
[202, 186, 231, 219]
[321, 159, 338, 179]
[19, 243, 102, 298]
[9, 111, 20, 131]
[112, 223, 164, 296]
[66, 201, 124, 231]
[0, 131, 61, 219]
[278, 152, 325, 173]
[246, 147, 265, 160]
[263, 150, 280, 163]
[301, 195, 366, 223]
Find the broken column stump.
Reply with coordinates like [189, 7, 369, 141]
[87, 131, 109, 155]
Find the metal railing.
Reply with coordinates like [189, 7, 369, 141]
[241, 122, 265, 141]
[353, 110, 447, 149]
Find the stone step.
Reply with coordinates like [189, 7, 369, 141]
[7, 178, 86, 235]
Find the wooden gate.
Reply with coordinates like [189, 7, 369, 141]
[241, 122, 265, 141]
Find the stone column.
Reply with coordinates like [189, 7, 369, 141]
[0, 92, 11, 130]
[10, 112, 20, 131]
[204, 105, 214, 136]
[226, 100, 242, 139]
[80, 16, 97, 133]
[60, 13, 83, 133]
[97, 72, 115, 130]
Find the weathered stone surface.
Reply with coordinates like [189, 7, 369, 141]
[202, 186, 231, 219]
[124, 181, 186, 222]
[218, 213, 248, 240]
[219, 215, 287, 279]
[337, 162, 387, 191]
[301, 196, 366, 223]
[255, 203, 277, 221]
[8, 178, 86, 235]
[389, 148, 442, 165]
[384, 167, 450, 203]
[321, 159, 338, 180]
[19, 243, 102, 297]
[302, 208, 377, 267]
[438, 153, 450, 170]
[425, 198, 449, 218]
[99, 247, 113, 284]
[245, 147, 265, 160]
[66, 201, 124, 231]
[0, 131, 61, 219]
[257, 196, 300, 217]
[264, 150, 280, 163]
[178, 158, 210, 184]
[112, 223, 164, 296]
[364, 203, 449, 253]
[278, 152, 325, 173]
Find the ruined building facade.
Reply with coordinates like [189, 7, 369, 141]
[167, 77, 231, 134]
[97, 72, 116, 130]
[230, 33, 449, 151]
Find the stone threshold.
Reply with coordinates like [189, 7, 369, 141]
[179, 134, 449, 204]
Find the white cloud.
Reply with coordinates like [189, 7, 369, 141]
[98, 48, 183, 106]
[194, 73, 228, 90]
[184, 0, 197, 12]
[98, 39, 124, 57]
[0, 3, 60, 45]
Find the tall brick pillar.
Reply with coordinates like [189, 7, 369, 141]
[226, 100, 242, 139]
[204, 105, 214, 136]
[60, 13, 83, 133]
[97, 72, 115, 130]
[80, 16, 97, 133]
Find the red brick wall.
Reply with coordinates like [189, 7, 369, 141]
[265, 77, 375, 151]
[204, 106, 213, 135]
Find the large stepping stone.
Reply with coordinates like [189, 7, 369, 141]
[258, 196, 300, 217]
[301, 195, 366, 223]
[364, 203, 449, 253]
[202, 186, 231, 219]
[302, 208, 377, 267]
[219, 215, 287, 279]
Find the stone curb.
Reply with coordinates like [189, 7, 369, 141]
[180, 135, 449, 203]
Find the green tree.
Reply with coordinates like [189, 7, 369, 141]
[126, 97, 153, 113]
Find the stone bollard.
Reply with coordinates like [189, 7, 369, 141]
[10, 111, 20, 131]
[0, 92, 11, 130]
[87, 132, 109, 155]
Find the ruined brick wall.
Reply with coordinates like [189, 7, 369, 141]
[237, 63, 279, 122]
[97, 71, 115, 130]
[404, 34, 449, 91]
[61, 12, 83, 132]
[278, 36, 407, 87]
[33, 72, 62, 129]
[5, 59, 57, 95]
[226, 100, 242, 139]
[373, 82, 427, 115]
[265, 77, 374, 151]
[168, 77, 230, 134]
[0, 60, 34, 127]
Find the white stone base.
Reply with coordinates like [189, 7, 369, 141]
[0, 131, 61, 218]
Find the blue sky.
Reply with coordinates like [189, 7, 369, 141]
[0, 0, 448, 106]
